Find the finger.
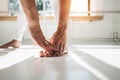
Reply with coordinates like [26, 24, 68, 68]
[45, 51, 49, 56]
[41, 50, 49, 57]
[53, 51, 59, 57]
[61, 43, 65, 54]
[50, 42, 59, 51]
[54, 42, 58, 47]
[59, 43, 62, 54]
[52, 43, 60, 56]
[50, 37, 53, 43]
[49, 43, 58, 51]
[40, 51, 44, 57]
[45, 51, 52, 57]
[59, 43, 65, 54]
[45, 44, 58, 52]
[44, 41, 53, 50]
[59, 52, 68, 56]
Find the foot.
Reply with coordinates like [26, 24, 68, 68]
[0, 40, 21, 48]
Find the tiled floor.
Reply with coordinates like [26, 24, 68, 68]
[0, 40, 120, 80]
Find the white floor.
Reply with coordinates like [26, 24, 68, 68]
[0, 40, 120, 80]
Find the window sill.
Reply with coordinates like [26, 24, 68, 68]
[69, 16, 103, 21]
[0, 16, 103, 21]
[0, 16, 17, 21]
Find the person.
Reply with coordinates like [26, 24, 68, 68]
[0, 0, 57, 48]
[0, 0, 71, 57]
[37, 0, 43, 11]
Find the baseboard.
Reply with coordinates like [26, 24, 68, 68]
[68, 38, 116, 42]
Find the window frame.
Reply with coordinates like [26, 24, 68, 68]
[0, 0, 103, 21]
[88, 0, 91, 16]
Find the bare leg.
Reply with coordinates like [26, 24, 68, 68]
[41, 0, 71, 57]
[20, 0, 57, 52]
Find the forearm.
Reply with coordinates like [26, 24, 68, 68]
[20, 0, 46, 47]
[29, 23, 46, 44]
[57, 0, 71, 32]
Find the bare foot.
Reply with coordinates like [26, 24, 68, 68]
[0, 40, 21, 48]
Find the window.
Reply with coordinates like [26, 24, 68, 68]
[0, 0, 103, 21]
[37, 0, 100, 16]
[37, 0, 93, 16]
[70, 0, 88, 16]
[7, 0, 92, 16]
[8, 0, 54, 16]
[9, 0, 19, 16]
[36, 0, 54, 16]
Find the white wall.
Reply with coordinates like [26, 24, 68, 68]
[0, 0, 8, 16]
[0, 0, 120, 44]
